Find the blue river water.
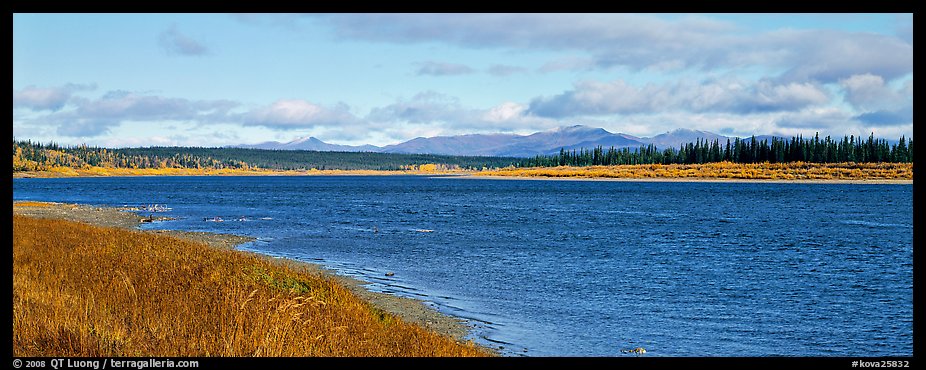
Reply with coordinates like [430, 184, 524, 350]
[13, 175, 913, 357]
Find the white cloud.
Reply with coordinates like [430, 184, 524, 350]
[21, 91, 239, 137]
[315, 14, 912, 82]
[76, 92, 236, 120]
[774, 107, 855, 130]
[839, 73, 908, 111]
[837, 74, 913, 126]
[367, 91, 461, 124]
[13, 83, 95, 111]
[482, 102, 527, 123]
[242, 99, 361, 129]
[100, 135, 180, 148]
[528, 78, 831, 118]
[368, 91, 558, 134]
[747, 80, 831, 112]
[771, 30, 912, 83]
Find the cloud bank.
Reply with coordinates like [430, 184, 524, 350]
[315, 14, 912, 82]
[528, 78, 832, 117]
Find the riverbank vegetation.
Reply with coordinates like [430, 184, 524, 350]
[12, 140, 519, 173]
[13, 133, 913, 180]
[13, 215, 490, 356]
[477, 161, 913, 180]
[479, 133, 913, 180]
[518, 134, 912, 167]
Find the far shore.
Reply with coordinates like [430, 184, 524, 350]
[461, 175, 913, 184]
[14, 169, 912, 184]
[12, 168, 465, 179]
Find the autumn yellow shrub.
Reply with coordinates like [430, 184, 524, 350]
[477, 162, 912, 180]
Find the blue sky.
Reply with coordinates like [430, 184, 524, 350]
[13, 13, 913, 147]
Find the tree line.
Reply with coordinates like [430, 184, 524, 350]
[12, 140, 522, 171]
[518, 133, 913, 167]
[11, 133, 915, 173]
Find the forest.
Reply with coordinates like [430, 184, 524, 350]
[517, 133, 913, 167]
[12, 133, 914, 174]
[11, 140, 521, 172]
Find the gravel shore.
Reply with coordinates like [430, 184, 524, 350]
[13, 200, 472, 343]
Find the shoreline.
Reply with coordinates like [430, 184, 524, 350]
[14, 169, 912, 184]
[12, 169, 472, 179]
[461, 175, 913, 184]
[12, 200, 477, 346]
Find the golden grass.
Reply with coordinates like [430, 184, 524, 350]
[13, 216, 490, 357]
[477, 162, 913, 180]
[13, 201, 57, 208]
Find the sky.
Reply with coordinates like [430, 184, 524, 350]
[12, 13, 914, 148]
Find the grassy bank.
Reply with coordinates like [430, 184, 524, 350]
[12, 215, 490, 357]
[476, 161, 913, 181]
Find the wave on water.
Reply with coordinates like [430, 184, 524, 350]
[839, 220, 910, 228]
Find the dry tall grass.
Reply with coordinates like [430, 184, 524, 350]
[13, 216, 490, 357]
[478, 162, 913, 180]
[12, 201, 56, 208]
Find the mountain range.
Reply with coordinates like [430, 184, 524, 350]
[237, 125, 768, 158]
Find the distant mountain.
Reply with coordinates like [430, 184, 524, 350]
[749, 135, 787, 144]
[235, 126, 791, 157]
[238, 136, 379, 152]
[380, 133, 520, 156]
[380, 125, 648, 157]
[638, 129, 731, 150]
[537, 126, 645, 155]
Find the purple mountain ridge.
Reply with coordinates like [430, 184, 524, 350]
[235, 126, 811, 158]
[238, 136, 380, 152]
[639, 129, 731, 151]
